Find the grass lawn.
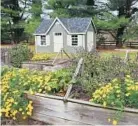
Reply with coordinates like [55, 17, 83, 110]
[98, 50, 138, 59]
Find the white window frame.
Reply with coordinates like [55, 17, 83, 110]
[71, 35, 78, 46]
[55, 33, 62, 36]
[40, 35, 46, 46]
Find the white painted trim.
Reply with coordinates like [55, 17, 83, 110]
[34, 33, 86, 35]
[85, 18, 97, 33]
[69, 33, 86, 35]
[91, 18, 97, 33]
[85, 20, 92, 33]
[46, 17, 70, 34]
[33, 33, 46, 35]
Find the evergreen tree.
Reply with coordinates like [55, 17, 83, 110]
[101, 0, 138, 47]
[1, 0, 30, 44]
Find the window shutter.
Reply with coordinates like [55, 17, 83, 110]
[36, 36, 41, 45]
[46, 35, 50, 45]
[78, 35, 83, 46]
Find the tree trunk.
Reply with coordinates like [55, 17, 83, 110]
[116, 27, 125, 47]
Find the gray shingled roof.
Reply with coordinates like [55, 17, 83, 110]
[34, 17, 94, 34]
[35, 19, 54, 34]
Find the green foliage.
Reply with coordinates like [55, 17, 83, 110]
[46, 0, 97, 18]
[123, 22, 138, 41]
[94, 13, 129, 30]
[77, 51, 138, 95]
[9, 44, 33, 67]
[1, 67, 73, 120]
[48, 68, 72, 93]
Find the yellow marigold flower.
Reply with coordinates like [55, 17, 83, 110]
[5, 112, 9, 117]
[15, 102, 18, 105]
[38, 89, 42, 93]
[125, 93, 130, 96]
[103, 94, 106, 98]
[29, 89, 34, 95]
[47, 86, 51, 91]
[103, 101, 107, 107]
[126, 75, 130, 78]
[108, 118, 111, 122]
[29, 101, 33, 104]
[27, 111, 32, 116]
[112, 120, 118, 125]
[19, 108, 23, 111]
[13, 117, 16, 120]
[23, 116, 27, 120]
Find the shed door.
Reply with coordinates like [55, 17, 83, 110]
[54, 33, 63, 52]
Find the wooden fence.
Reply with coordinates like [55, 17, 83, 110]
[97, 41, 138, 49]
[1, 48, 11, 65]
[126, 42, 138, 48]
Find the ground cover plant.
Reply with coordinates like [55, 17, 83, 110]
[1, 67, 72, 121]
[99, 50, 138, 59]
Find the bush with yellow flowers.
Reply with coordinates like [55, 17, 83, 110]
[31, 53, 55, 61]
[90, 75, 138, 125]
[1, 67, 72, 120]
[90, 75, 138, 108]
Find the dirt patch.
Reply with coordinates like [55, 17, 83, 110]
[70, 85, 91, 101]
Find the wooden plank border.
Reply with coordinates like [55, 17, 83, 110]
[27, 93, 138, 125]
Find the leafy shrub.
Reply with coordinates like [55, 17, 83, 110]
[1, 67, 72, 120]
[9, 44, 33, 67]
[77, 51, 138, 95]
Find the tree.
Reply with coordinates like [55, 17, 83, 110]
[102, 0, 138, 47]
[24, 0, 42, 43]
[46, 0, 97, 18]
[1, 0, 30, 44]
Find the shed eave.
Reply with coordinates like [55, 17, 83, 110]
[33, 33, 46, 35]
[69, 32, 86, 35]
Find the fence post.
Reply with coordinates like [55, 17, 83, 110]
[5, 52, 9, 65]
[63, 58, 84, 102]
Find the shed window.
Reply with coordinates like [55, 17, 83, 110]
[41, 36, 46, 45]
[55, 33, 62, 36]
[72, 35, 78, 46]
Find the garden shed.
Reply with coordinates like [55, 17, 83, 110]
[34, 17, 96, 53]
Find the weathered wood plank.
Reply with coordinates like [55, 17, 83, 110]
[27, 94, 138, 125]
[31, 112, 87, 125]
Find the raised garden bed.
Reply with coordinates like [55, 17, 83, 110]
[27, 93, 138, 125]
[22, 59, 73, 71]
[26, 57, 138, 125]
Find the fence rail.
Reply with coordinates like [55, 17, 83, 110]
[97, 41, 138, 49]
